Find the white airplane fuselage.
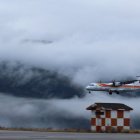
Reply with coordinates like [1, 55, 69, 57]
[86, 81, 140, 94]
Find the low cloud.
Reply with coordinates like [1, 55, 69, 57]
[0, 0, 140, 85]
[0, 93, 139, 129]
[0, 0, 140, 129]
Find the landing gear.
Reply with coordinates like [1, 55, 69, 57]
[108, 90, 119, 95]
[89, 91, 91, 94]
[115, 91, 119, 94]
[109, 90, 112, 95]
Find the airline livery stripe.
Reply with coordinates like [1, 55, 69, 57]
[98, 84, 140, 89]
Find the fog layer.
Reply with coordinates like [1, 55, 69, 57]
[0, 0, 140, 129]
[0, 0, 140, 85]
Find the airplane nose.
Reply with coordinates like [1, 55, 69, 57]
[86, 86, 90, 90]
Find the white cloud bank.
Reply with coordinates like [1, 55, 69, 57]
[0, 0, 140, 128]
[0, 0, 140, 85]
[0, 92, 139, 128]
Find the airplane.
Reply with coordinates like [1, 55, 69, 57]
[86, 77, 140, 95]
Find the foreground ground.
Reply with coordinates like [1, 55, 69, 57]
[0, 130, 140, 140]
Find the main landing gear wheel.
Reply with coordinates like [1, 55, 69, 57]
[109, 90, 112, 95]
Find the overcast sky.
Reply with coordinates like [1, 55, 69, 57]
[0, 0, 140, 129]
[0, 0, 140, 85]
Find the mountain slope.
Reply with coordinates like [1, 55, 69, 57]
[0, 62, 84, 99]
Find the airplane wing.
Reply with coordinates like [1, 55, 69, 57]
[120, 80, 138, 85]
[110, 79, 138, 87]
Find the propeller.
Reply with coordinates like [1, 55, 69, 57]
[112, 80, 116, 87]
[111, 80, 122, 87]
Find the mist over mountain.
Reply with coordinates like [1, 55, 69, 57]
[0, 0, 140, 130]
[0, 61, 84, 99]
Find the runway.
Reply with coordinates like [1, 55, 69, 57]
[0, 130, 140, 140]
